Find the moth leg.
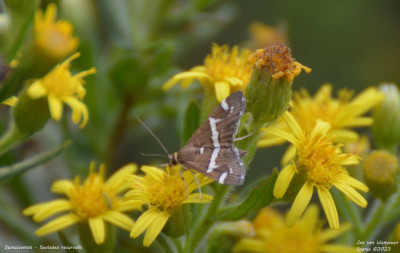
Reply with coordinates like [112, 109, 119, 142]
[187, 168, 202, 202]
[179, 168, 189, 198]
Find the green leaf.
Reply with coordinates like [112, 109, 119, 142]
[181, 99, 200, 145]
[2, 0, 39, 61]
[0, 141, 71, 182]
[218, 169, 278, 220]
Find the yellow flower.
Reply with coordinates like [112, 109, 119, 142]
[163, 44, 252, 102]
[123, 165, 213, 246]
[27, 53, 96, 128]
[23, 162, 139, 245]
[259, 84, 384, 164]
[266, 112, 368, 229]
[234, 205, 356, 253]
[247, 45, 311, 82]
[248, 22, 288, 48]
[34, 4, 79, 59]
[1, 96, 17, 106]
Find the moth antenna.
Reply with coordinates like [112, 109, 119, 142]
[140, 153, 168, 158]
[135, 114, 170, 155]
[234, 130, 257, 142]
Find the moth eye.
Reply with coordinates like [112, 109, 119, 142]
[171, 160, 178, 166]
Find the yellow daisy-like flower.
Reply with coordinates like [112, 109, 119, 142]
[34, 4, 79, 59]
[248, 22, 288, 48]
[27, 52, 96, 128]
[248, 44, 311, 82]
[123, 165, 213, 247]
[23, 162, 139, 245]
[234, 205, 356, 253]
[258, 84, 384, 164]
[266, 111, 368, 229]
[163, 44, 252, 102]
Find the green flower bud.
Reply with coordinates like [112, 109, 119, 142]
[372, 83, 400, 154]
[363, 150, 398, 200]
[163, 204, 191, 237]
[246, 44, 311, 130]
[0, 87, 50, 155]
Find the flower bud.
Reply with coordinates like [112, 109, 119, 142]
[372, 83, 400, 153]
[163, 204, 191, 237]
[363, 150, 398, 200]
[246, 44, 311, 130]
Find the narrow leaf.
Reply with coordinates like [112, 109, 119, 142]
[181, 99, 200, 145]
[219, 169, 278, 220]
[0, 141, 71, 182]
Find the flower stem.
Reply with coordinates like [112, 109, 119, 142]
[0, 123, 28, 156]
[360, 194, 398, 241]
[185, 184, 230, 253]
[157, 233, 177, 253]
[332, 189, 363, 237]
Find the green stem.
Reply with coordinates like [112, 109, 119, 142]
[0, 123, 28, 156]
[360, 200, 386, 241]
[185, 185, 230, 253]
[156, 233, 176, 253]
[0, 198, 38, 245]
[332, 189, 363, 237]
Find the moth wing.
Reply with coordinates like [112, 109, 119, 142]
[184, 91, 246, 148]
[177, 146, 246, 186]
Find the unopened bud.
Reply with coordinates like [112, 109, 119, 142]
[363, 150, 398, 200]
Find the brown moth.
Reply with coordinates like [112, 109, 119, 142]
[168, 91, 247, 185]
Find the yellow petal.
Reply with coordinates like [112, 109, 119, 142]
[89, 217, 105, 245]
[183, 193, 213, 203]
[48, 95, 63, 121]
[281, 144, 297, 166]
[214, 82, 230, 102]
[130, 208, 161, 238]
[286, 182, 313, 226]
[23, 200, 72, 222]
[118, 200, 145, 212]
[282, 111, 305, 141]
[2, 96, 18, 106]
[162, 71, 211, 90]
[35, 214, 79, 236]
[51, 180, 75, 196]
[102, 211, 134, 231]
[27, 81, 48, 99]
[333, 181, 368, 208]
[317, 187, 339, 229]
[106, 163, 138, 193]
[319, 245, 357, 253]
[335, 174, 368, 192]
[143, 210, 170, 247]
[341, 117, 373, 128]
[141, 166, 165, 183]
[273, 163, 296, 198]
[333, 129, 359, 143]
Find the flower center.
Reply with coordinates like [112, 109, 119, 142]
[298, 135, 343, 187]
[204, 45, 252, 86]
[148, 174, 187, 211]
[41, 65, 85, 99]
[249, 44, 311, 81]
[70, 176, 115, 219]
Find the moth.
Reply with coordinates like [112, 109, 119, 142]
[168, 91, 247, 185]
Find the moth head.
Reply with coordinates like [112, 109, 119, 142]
[168, 153, 179, 166]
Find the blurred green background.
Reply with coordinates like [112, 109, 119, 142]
[1, 0, 400, 249]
